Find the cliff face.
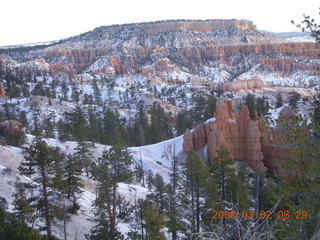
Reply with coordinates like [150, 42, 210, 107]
[213, 79, 267, 92]
[183, 102, 299, 174]
[38, 42, 320, 82]
[183, 101, 265, 169]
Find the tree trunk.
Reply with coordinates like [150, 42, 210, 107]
[41, 169, 52, 238]
[196, 186, 200, 233]
[105, 186, 113, 233]
[191, 182, 195, 233]
[254, 168, 260, 218]
[221, 158, 225, 201]
[110, 184, 117, 236]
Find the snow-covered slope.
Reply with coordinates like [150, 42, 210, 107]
[0, 133, 185, 239]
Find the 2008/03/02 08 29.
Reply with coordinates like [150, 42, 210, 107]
[211, 210, 308, 220]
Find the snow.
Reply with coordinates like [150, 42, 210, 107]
[205, 117, 216, 124]
[131, 135, 184, 182]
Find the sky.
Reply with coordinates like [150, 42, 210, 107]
[0, 0, 319, 46]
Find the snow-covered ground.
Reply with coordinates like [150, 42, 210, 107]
[0, 132, 186, 239]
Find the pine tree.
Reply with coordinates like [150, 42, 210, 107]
[74, 141, 94, 177]
[147, 102, 173, 143]
[276, 92, 283, 108]
[146, 171, 154, 191]
[152, 173, 166, 213]
[19, 137, 64, 239]
[12, 183, 35, 226]
[0, 204, 42, 240]
[92, 79, 102, 105]
[61, 80, 69, 101]
[288, 91, 301, 111]
[88, 107, 101, 144]
[245, 93, 257, 120]
[127, 200, 147, 240]
[71, 83, 80, 103]
[166, 139, 181, 240]
[211, 146, 235, 202]
[64, 154, 83, 212]
[90, 142, 133, 239]
[143, 203, 166, 240]
[175, 110, 193, 136]
[181, 151, 210, 234]
[274, 116, 320, 239]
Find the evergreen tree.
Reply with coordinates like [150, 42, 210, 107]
[12, 183, 35, 226]
[64, 154, 83, 212]
[61, 80, 69, 101]
[146, 171, 154, 191]
[146, 102, 173, 144]
[74, 141, 94, 177]
[19, 137, 64, 239]
[71, 83, 80, 103]
[88, 107, 101, 144]
[102, 108, 121, 144]
[244, 93, 257, 120]
[288, 91, 301, 111]
[92, 79, 102, 105]
[274, 116, 320, 239]
[211, 146, 235, 202]
[0, 205, 42, 240]
[175, 110, 193, 136]
[276, 92, 283, 108]
[89, 142, 133, 239]
[143, 203, 166, 240]
[181, 151, 210, 234]
[166, 139, 182, 240]
[152, 173, 166, 213]
[127, 200, 147, 240]
[256, 97, 270, 117]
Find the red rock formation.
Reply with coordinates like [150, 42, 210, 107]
[183, 101, 266, 169]
[50, 64, 75, 80]
[178, 42, 320, 69]
[109, 56, 128, 75]
[182, 102, 304, 174]
[213, 79, 267, 92]
[207, 102, 265, 169]
[0, 83, 6, 97]
[183, 129, 194, 152]
[45, 48, 108, 71]
[182, 102, 304, 175]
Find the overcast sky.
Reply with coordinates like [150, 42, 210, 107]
[0, 0, 319, 46]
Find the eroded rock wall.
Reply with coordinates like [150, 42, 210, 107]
[183, 101, 298, 173]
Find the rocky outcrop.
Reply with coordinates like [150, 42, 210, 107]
[0, 120, 23, 146]
[45, 48, 108, 72]
[0, 83, 6, 97]
[182, 102, 302, 173]
[183, 101, 265, 169]
[207, 102, 265, 169]
[178, 42, 320, 64]
[213, 79, 267, 92]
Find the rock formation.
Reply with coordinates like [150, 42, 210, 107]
[183, 101, 265, 169]
[0, 83, 6, 98]
[213, 79, 267, 92]
[183, 102, 299, 173]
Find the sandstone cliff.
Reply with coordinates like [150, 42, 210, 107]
[183, 102, 300, 174]
[213, 79, 267, 92]
[183, 101, 265, 169]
